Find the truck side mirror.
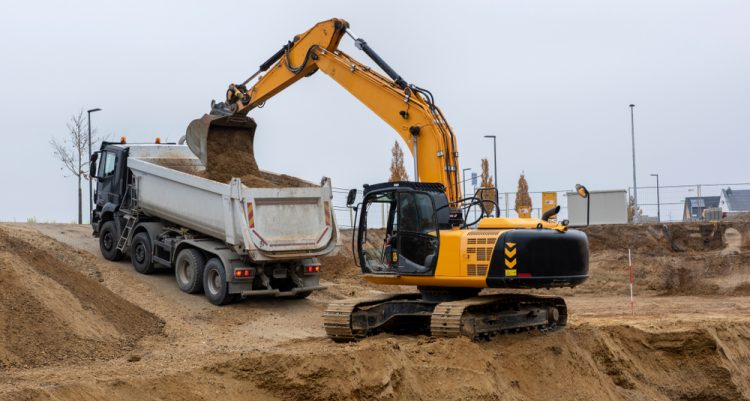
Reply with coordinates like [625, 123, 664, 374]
[89, 152, 99, 178]
[346, 189, 357, 206]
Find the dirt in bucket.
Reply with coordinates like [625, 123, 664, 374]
[199, 128, 313, 188]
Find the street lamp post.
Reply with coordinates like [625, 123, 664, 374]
[483, 135, 500, 217]
[462, 168, 471, 200]
[576, 184, 590, 226]
[650, 173, 660, 222]
[87, 108, 102, 221]
[629, 104, 638, 223]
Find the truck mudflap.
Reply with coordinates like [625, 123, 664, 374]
[240, 285, 327, 298]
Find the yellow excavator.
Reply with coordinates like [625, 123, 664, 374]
[186, 18, 589, 341]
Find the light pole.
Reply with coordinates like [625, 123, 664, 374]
[483, 135, 500, 217]
[576, 184, 590, 226]
[87, 108, 102, 220]
[650, 173, 660, 222]
[462, 168, 471, 200]
[629, 104, 638, 223]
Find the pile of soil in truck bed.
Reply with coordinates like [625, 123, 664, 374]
[200, 130, 313, 188]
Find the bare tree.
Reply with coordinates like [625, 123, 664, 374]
[388, 141, 409, 182]
[50, 110, 103, 224]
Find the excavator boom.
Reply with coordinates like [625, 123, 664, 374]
[185, 18, 462, 202]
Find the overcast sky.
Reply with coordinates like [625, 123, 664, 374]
[1, 0, 748, 222]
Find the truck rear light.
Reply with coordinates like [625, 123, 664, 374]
[305, 265, 321, 274]
[234, 268, 254, 279]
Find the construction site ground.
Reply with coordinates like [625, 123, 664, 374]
[1, 221, 750, 401]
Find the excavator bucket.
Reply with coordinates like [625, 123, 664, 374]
[185, 114, 258, 166]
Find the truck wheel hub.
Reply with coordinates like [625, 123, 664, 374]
[103, 233, 113, 250]
[134, 244, 146, 263]
[207, 269, 221, 294]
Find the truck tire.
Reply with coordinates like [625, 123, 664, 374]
[203, 258, 235, 306]
[175, 248, 205, 294]
[130, 232, 155, 274]
[99, 221, 124, 261]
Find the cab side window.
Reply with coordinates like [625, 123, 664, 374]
[414, 193, 437, 234]
[100, 152, 116, 177]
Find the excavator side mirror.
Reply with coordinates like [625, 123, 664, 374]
[89, 152, 99, 179]
[346, 189, 357, 206]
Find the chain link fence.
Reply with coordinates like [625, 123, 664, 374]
[629, 182, 750, 223]
[331, 182, 750, 228]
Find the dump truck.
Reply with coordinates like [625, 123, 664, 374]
[90, 140, 338, 305]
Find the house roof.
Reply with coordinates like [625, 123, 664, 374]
[722, 188, 750, 212]
[684, 196, 720, 211]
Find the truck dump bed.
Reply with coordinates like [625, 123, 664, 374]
[125, 144, 337, 261]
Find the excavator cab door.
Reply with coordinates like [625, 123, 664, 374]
[393, 192, 439, 274]
[357, 186, 439, 276]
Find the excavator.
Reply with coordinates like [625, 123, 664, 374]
[186, 18, 589, 341]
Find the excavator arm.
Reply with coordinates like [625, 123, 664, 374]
[186, 18, 462, 202]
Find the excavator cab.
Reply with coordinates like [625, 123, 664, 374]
[355, 182, 449, 276]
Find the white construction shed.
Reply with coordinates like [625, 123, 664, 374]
[566, 189, 628, 226]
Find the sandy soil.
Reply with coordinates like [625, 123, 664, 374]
[1, 222, 749, 400]
[200, 127, 312, 188]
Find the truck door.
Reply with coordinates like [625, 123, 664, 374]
[95, 150, 121, 207]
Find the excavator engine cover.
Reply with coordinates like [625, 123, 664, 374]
[185, 114, 257, 166]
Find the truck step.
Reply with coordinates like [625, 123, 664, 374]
[116, 214, 138, 252]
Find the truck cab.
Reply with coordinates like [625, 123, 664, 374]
[90, 142, 130, 233]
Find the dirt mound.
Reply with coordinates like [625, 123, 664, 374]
[582, 222, 748, 255]
[320, 253, 360, 281]
[200, 128, 312, 188]
[726, 212, 750, 221]
[576, 222, 750, 296]
[2, 223, 750, 401]
[0, 225, 163, 369]
[210, 322, 750, 401]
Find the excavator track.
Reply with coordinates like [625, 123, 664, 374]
[324, 293, 567, 342]
[431, 294, 567, 340]
[323, 293, 413, 342]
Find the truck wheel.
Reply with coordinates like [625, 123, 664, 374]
[203, 258, 234, 306]
[130, 232, 155, 274]
[99, 221, 124, 261]
[175, 248, 205, 294]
